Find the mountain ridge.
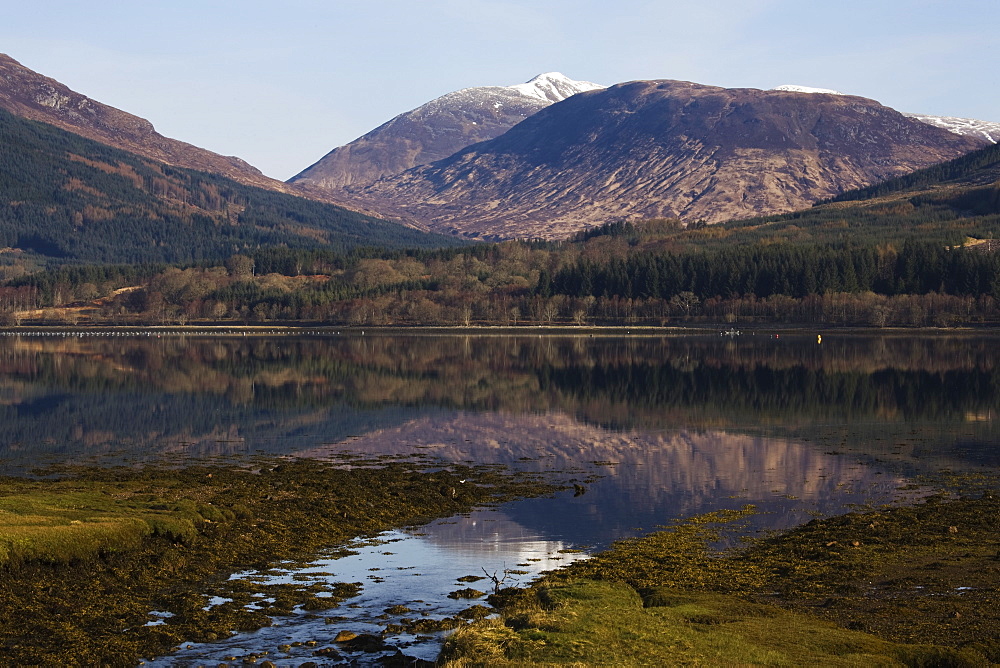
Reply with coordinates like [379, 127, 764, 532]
[2, 54, 995, 248]
[0, 53, 370, 213]
[346, 79, 987, 239]
[768, 84, 1000, 144]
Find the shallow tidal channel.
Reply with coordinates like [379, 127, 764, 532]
[150, 500, 589, 666]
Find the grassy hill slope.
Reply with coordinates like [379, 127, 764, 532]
[0, 108, 462, 268]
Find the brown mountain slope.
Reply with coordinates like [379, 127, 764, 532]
[0, 53, 363, 211]
[352, 80, 987, 239]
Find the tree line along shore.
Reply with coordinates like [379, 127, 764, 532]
[5, 226, 1000, 329]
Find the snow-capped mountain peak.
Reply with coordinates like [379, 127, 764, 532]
[291, 73, 606, 189]
[771, 84, 845, 95]
[425, 73, 604, 116]
[509, 72, 605, 103]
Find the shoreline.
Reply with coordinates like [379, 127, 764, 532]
[3, 323, 1000, 337]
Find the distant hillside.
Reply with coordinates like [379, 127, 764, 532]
[0, 107, 462, 266]
[829, 140, 1000, 203]
[351, 80, 986, 240]
[633, 140, 1000, 252]
[0, 53, 367, 212]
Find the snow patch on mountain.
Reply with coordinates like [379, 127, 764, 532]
[771, 84, 845, 95]
[417, 72, 604, 116]
[903, 113, 1000, 144]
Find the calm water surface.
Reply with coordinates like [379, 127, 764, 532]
[1, 331, 998, 664]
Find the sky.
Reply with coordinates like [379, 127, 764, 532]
[2, 1, 997, 180]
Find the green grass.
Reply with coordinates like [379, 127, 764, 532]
[0, 482, 231, 565]
[444, 580, 986, 667]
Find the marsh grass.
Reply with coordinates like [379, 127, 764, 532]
[444, 494, 1000, 666]
[0, 487, 228, 565]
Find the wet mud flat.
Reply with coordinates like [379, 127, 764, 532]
[445, 487, 1000, 666]
[0, 458, 559, 665]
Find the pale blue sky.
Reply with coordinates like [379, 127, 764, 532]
[3, 1, 997, 179]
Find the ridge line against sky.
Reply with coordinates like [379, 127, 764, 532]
[3, 0, 997, 180]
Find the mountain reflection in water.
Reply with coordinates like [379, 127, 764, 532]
[2, 331, 995, 539]
[301, 410, 911, 547]
[1, 332, 997, 470]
